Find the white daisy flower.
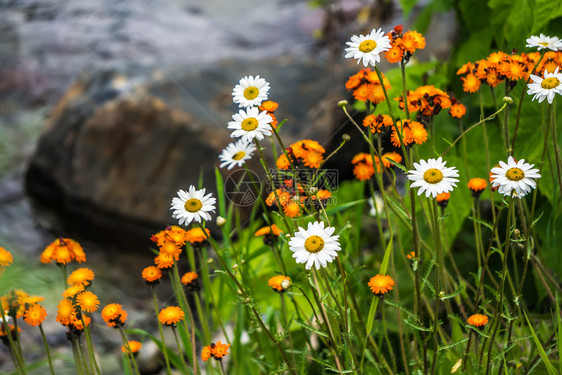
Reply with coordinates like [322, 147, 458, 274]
[232, 75, 270, 108]
[345, 28, 391, 67]
[527, 67, 562, 104]
[227, 106, 273, 142]
[526, 34, 562, 51]
[288, 221, 341, 270]
[407, 157, 459, 198]
[490, 156, 540, 198]
[170, 186, 216, 225]
[219, 139, 256, 170]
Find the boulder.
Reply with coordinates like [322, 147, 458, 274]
[25, 60, 348, 249]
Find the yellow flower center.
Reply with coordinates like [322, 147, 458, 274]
[304, 235, 325, 253]
[359, 40, 377, 53]
[243, 87, 259, 100]
[241, 118, 259, 131]
[539, 42, 549, 46]
[506, 167, 524, 181]
[232, 151, 246, 160]
[184, 198, 203, 212]
[541, 77, 560, 89]
[423, 168, 444, 184]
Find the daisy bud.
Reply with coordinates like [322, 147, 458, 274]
[216, 216, 226, 226]
[207, 258, 213, 264]
[503, 96, 513, 105]
[338, 100, 348, 107]
[342, 133, 351, 141]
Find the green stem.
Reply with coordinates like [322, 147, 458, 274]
[197, 222, 297, 375]
[152, 287, 172, 375]
[485, 197, 515, 375]
[171, 326, 190, 374]
[38, 325, 56, 375]
[80, 313, 102, 375]
[118, 326, 141, 375]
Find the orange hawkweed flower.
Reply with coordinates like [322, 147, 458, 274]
[381, 152, 402, 168]
[468, 313, 489, 327]
[202, 341, 231, 361]
[23, 304, 47, 326]
[201, 345, 213, 361]
[385, 45, 404, 63]
[159, 239, 182, 259]
[254, 224, 282, 237]
[56, 298, 77, 326]
[101, 303, 128, 328]
[449, 103, 467, 119]
[67, 268, 95, 287]
[185, 228, 210, 244]
[406, 251, 416, 260]
[70, 315, 91, 331]
[76, 291, 100, 313]
[462, 73, 481, 93]
[151, 226, 188, 246]
[122, 340, 142, 354]
[283, 201, 302, 218]
[265, 189, 291, 207]
[63, 284, 85, 298]
[409, 121, 428, 145]
[368, 274, 395, 296]
[268, 275, 291, 293]
[436, 192, 451, 208]
[154, 253, 175, 270]
[468, 178, 487, 198]
[158, 306, 185, 326]
[276, 154, 291, 170]
[41, 238, 86, 265]
[142, 266, 163, 285]
[181, 272, 199, 289]
[0, 247, 13, 268]
[353, 163, 375, 181]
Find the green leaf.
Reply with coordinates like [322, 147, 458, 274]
[399, 0, 418, 17]
[524, 311, 559, 375]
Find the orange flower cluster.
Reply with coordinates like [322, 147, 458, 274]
[351, 152, 403, 181]
[362, 113, 393, 134]
[152, 226, 199, 270]
[259, 100, 279, 129]
[384, 25, 426, 64]
[345, 69, 391, 104]
[40, 238, 86, 265]
[268, 275, 291, 293]
[2, 290, 44, 319]
[456, 51, 559, 93]
[56, 298, 92, 332]
[396, 85, 451, 117]
[201, 341, 230, 361]
[390, 119, 428, 147]
[0, 247, 13, 268]
[265, 187, 332, 219]
[276, 139, 326, 170]
[101, 303, 128, 328]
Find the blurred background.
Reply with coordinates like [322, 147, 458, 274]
[0, 0, 485, 372]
